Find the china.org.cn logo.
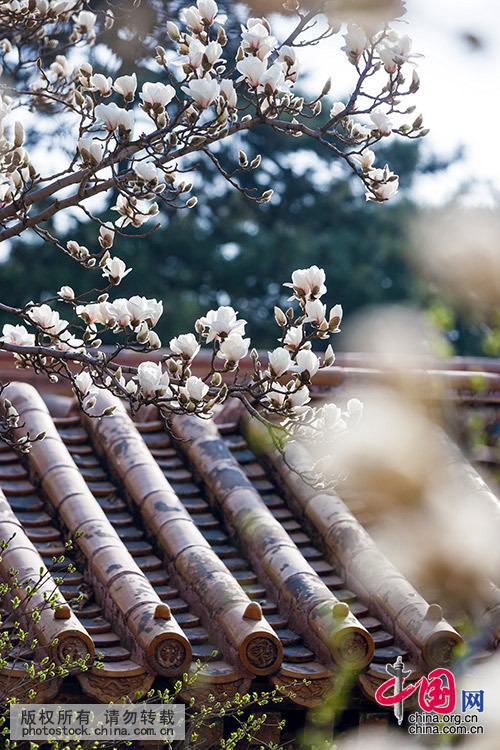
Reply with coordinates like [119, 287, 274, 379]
[375, 656, 484, 725]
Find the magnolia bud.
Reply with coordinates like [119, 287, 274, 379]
[274, 306, 286, 326]
[211, 372, 222, 386]
[321, 78, 332, 97]
[324, 344, 335, 367]
[14, 121, 24, 147]
[166, 21, 180, 41]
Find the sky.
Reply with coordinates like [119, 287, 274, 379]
[285, 0, 500, 207]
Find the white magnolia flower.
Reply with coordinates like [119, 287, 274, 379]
[187, 38, 205, 69]
[28, 305, 66, 335]
[111, 194, 151, 228]
[137, 361, 170, 397]
[183, 6, 204, 32]
[76, 302, 111, 328]
[54, 330, 84, 352]
[74, 371, 96, 397]
[259, 63, 289, 94]
[236, 57, 267, 88]
[379, 34, 418, 73]
[217, 333, 250, 364]
[265, 382, 310, 411]
[291, 349, 320, 378]
[113, 73, 137, 101]
[284, 265, 327, 300]
[102, 256, 132, 285]
[74, 10, 96, 31]
[95, 103, 134, 133]
[169, 333, 200, 361]
[89, 73, 112, 96]
[277, 45, 301, 83]
[370, 110, 392, 136]
[180, 375, 209, 403]
[284, 325, 308, 350]
[1, 323, 35, 347]
[366, 166, 399, 201]
[329, 304, 343, 331]
[343, 24, 368, 56]
[197, 0, 218, 23]
[107, 299, 131, 328]
[182, 77, 219, 109]
[127, 296, 163, 327]
[204, 41, 223, 65]
[58, 286, 75, 300]
[133, 160, 158, 183]
[305, 299, 327, 325]
[197, 306, 246, 343]
[288, 385, 311, 409]
[77, 138, 103, 165]
[220, 79, 237, 108]
[268, 347, 291, 377]
[378, 45, 399, 74]
[352, 149, 376, 170]
[368, 176, 399, 201]
[241, 18, 276, 60]
[330, 101, 345, 118]
[140, 81, 175, 107]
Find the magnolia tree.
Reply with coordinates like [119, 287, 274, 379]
[0, 0, 426, 481]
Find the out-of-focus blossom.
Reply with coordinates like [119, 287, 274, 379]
[74, 10, 96, 32]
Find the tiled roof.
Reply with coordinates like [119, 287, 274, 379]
[1, 378, 488, 725]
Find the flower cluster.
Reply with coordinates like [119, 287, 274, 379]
[0, 1, 428, 486]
